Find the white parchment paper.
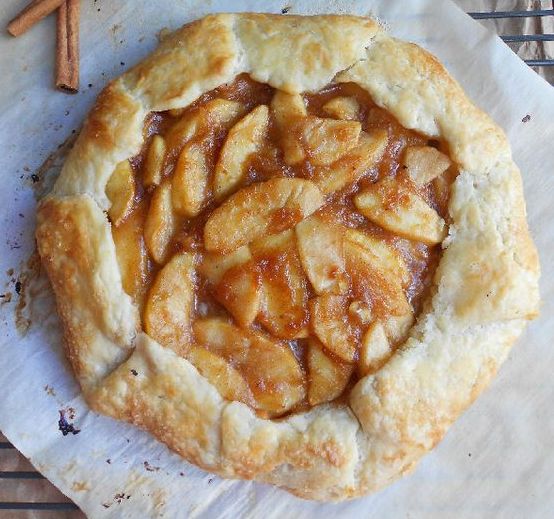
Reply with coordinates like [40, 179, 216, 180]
[0, 1, 553, 517]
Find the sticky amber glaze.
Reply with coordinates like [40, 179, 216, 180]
[110, 74, 456, 416]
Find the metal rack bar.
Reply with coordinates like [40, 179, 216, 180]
[469, 9, 554, 19]
[0, 471, 46, 479]
[525, 59, 554, 66]
[501, 34, 554, 42]
[0, 502, 79, 511]
[469, 8, 554, 74]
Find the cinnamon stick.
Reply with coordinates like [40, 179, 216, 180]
[55, 0, 80, 93]
[7, 0, 65, 37]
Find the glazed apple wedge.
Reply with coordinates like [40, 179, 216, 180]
[358, 321, 392, 377]
[143, 135, 166, 189]
[187, 346, 256, 407]
[245, 334, 306, 415]
[312, 129, 388, 195]
[144, 252, 196, 355]
[271, 91, 307, 165]
[199, 245, 252, 285]
[213, 105, 270, 200]
[165, 98, 244, 162]
[252, 230, 309, 339]
[345, 229, 410, 287]
[322, 96, 360, 121]
[343, 237, 411, 318]
[204, 178, 324, 253]
[111, 200, 149, 305]
[354, 176, 447, 245]
[310, 295, 359, 363]
[384, 311, 415, 345]
[106, 160, 135, 226]
[214, 262, 262, 329]
[307, 339, 354, 406]
[402, 145, 451, 185]
[299, 116, 361, 166]
[193, 319, 305, 416]
[272, 91, 307, 127]
[296, 215, 349, 295]
[193, 318, 250, 364]
[144, 179, 177, 264]
[172, 140, 210, 217]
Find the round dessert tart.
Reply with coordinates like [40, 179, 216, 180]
[36, 14, 539, 501]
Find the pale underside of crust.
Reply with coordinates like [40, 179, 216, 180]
[35, 14, 540, 501]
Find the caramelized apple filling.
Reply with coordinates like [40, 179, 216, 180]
[107, 74, 456, 417]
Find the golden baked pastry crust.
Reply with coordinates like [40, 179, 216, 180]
[35, 13, 540, 501]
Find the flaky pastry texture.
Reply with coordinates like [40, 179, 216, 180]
[35, 14, 539, 501]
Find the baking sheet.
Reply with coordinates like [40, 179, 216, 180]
[0, 1, 553, 517]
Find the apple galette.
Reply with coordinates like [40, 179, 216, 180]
[35, 14, 539, 501]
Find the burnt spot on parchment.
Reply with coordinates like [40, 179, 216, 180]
[102, 492, 131, 508]
[143, 461, 160, 472]
[58, 409, 81, 436]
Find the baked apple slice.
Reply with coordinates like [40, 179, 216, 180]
[144, 252, 196, 355]
[198, 245, 252, 285]
[244, 333, 306, 416]
[252, 230, 309, 339]
[204, 178, 324, 253]
[403, 145, 451, 185]
[384, 311, 415, 345]
[193, 318, 250, 364]
[299, 116, 361, 166]
[187, 346, 255, 407]
[343, 237, 411, 318]
[144, 179, 176, 264]
[322, 96, 360, 121]
[214, 261, 262, 328]
[358, 321, 392, 377]
[307, 339, 354, 406]
[354, 176, 447, 245]
[213, 105, 270, 200]
[165, 98, 244, 161]
[111, 200, 149, 305]
[345, 229, 410, 287]
[309, 295, 359, 363]
[295, 215, 349, 295]
[250, 228, 294, 256]
[193, 319, 305, 415]
[172, 140, 210, 217]
[143, 134, 166, 188]
[106, 160, 135, 226]
[272, 91, 307, 127]
[313, 129, 388, 195]
[271, 91, 307, 165]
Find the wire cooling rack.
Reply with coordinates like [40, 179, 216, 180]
[0, 4, 552, 519]
[468, 7, 554, 71]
